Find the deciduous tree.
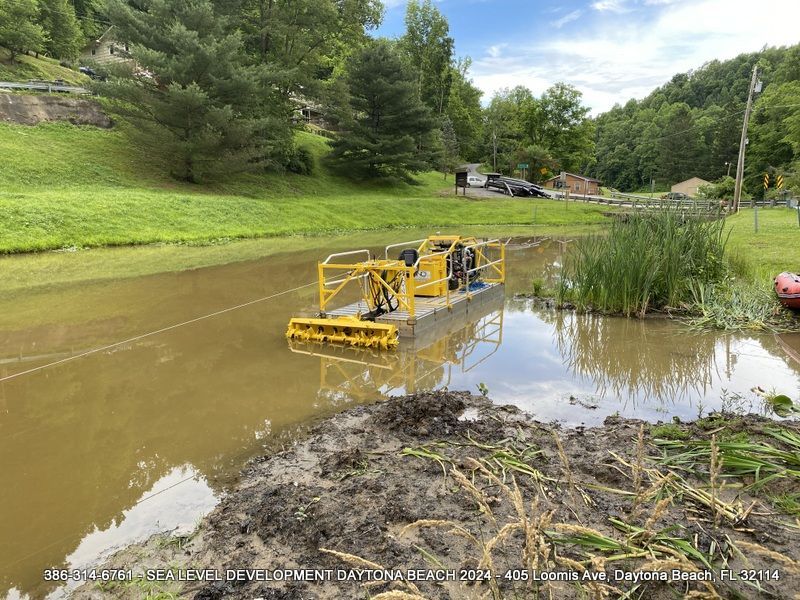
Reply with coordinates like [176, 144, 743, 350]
[400, 0, 454, 115]
[0, 0, 46, 63]
[38, 0, 83, 60]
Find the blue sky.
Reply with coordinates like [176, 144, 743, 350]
[374, 0, 800, 114]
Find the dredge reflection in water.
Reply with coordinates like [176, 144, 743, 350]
[289, 297, 504, 402]
[1, 236, 799, 600]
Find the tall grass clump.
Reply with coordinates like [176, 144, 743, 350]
[558, 210, 728, 316]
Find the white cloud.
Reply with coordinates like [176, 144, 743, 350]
[486, 43, 507, 58]
[591, 0, 627, 12]
[553, 9, 582, 28]
[471, 0, 800, 114]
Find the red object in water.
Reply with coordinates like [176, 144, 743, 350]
[775, 272, 800, 309]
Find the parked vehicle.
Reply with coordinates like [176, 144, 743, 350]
[486, 176, 550, 198]
[466, 175, 486, 187]
[661, 192, 690, 201]
[79, 66, 105, 81]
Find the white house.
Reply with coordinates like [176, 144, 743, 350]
[81, 27, 131, 66]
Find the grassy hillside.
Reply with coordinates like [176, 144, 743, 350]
[0, 121, 614, 253]
[726, 208, 800, 277]
[0, 47, 89, 85]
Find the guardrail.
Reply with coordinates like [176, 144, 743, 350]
[609, 191, 656, 201]
[0, 81, 90, 94]
[551, 191, 789, 211]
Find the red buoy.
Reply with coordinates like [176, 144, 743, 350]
[775, 272, 800, 309]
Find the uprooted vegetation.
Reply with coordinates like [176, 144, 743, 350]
[75, 392, 800, 600]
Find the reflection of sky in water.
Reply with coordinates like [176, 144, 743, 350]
[4, 467, 216, 600]
[429, 304, 800, 425]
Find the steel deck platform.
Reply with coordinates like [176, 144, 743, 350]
[327, 282, 504, 337]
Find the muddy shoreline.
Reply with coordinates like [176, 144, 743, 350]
[74, 392, 800, 600]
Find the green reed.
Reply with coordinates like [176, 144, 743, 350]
[558, 210, 728, 316]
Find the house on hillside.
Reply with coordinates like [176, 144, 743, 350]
[81, 27, 132, 66]
[543, 172, 601, 195]
[671, 177, 709, 198]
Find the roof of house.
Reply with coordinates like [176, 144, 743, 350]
[84, 26, 116, 49]
[544, 172, 601, 183]
[673, 176, 710, 186]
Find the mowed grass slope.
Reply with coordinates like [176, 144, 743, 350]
[0, 47, 90, 85]
[726, 208, 800, 277]
[0, 121, 613, 253]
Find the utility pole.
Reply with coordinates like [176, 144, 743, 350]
[733, 65, 759, 212]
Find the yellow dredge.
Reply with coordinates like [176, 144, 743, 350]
[286, 235, 505, 350]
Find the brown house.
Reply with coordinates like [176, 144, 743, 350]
[671, 177, 709, 198]
[543, 172, 601, 195]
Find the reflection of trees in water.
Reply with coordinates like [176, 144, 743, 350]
[553, 311, 717, 405]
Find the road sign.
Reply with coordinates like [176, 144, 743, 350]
[777, 174, 784, 189]
[764, 173, 770, 189]
[517, 163, 529, 169]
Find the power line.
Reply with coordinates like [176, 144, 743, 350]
[0, 280, 316, 384]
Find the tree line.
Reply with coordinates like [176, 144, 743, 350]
[0, 0, 105, 62]
[2, 0, 797, 193]
[590, 44, 800, 196]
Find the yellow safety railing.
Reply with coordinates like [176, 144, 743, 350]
[463, 239, 505, 299]
[316, 236, 506, 317]
[319, 259, 418, 318]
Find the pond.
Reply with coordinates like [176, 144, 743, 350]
[1, 232, 797, 599]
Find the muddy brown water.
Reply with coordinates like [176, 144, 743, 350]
[1, 232, 798, 599]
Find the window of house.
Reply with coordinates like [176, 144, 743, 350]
[575, 182, 581, 191]
[125, 44, 129, 52]
[91, 48, 96, 55]
[110, 45, 115, 54]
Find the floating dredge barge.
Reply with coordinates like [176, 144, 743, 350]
[286, 235, 505, 349]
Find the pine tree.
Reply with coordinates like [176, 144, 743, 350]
[328, 39, 435, 182]
[38, 0, 83, 60]
[0, 0, 46, 63]
[102, 0, 291, 182]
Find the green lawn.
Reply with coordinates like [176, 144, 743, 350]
[0, 122, 614, 253]
[726, 207, 800, 278]
[0, 47, 89, 85]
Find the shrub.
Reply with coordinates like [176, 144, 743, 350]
[286, 146, 314, 175]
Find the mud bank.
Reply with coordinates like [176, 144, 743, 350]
[74, 392, 800, 600]
[0, 93, 111, 127]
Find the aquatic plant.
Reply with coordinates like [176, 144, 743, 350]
[688, 279, 794, 332]
[558, 210, 728, 316]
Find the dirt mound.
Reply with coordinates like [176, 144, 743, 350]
[74, 394, 800, 600]
[0, 93, 112, 127]
[373, 390, 468, 435]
